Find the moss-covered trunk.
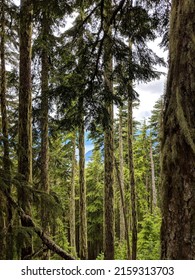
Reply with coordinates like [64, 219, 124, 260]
[70, 133, 77, 256]
[161, 0, 195, 259]
[103, 0, 114, 260]
[18, 0, 33, 259]
[119, 107, 125, 241]
[40, 10, 50, 259]
[0, 0, 13, 259]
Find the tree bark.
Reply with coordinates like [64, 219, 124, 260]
[103, 0, 114, 260]
[18, 0, 33, 259]
[79, 117, 88, 259]
[114, 157, 131, 259]
[0, 0, 13, 259]
[150, 139, 157, 210]
[40, 10, 50, 259]
[161, 0, 195, 259]
[128, 97, 137, 260]
[70, 133, 77, 256]
[119, 107, 125, 242]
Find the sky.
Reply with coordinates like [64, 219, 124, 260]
[133, 38, 168, 122]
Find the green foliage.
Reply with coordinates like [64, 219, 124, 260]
[137, 209, 161, 260]
[114, 239, 128, 260]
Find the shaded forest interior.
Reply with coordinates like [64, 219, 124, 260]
[1, 0, 195, 260]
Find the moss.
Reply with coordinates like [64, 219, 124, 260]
[176, 87, 195, 154]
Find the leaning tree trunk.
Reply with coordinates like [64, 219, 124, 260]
[0, 0, 13, 259]
[103, 0, 115, 260]
[161, 0, 195, 259]
[18, 0, 33, 260]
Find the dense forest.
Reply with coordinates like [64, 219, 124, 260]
[0, 0, 195, 260]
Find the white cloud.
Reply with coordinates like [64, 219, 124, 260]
[133, 39, 168, 122]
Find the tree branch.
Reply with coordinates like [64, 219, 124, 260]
[1, 183, 75, 260]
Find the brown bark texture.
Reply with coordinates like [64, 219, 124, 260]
[128, 98, 137, 260]
[79, 118, 88, 259]
[0, 0, 13, 259]
[161, 0, 195, 259]
[103, 0, 115, 260]
[18, 0, 33, 259]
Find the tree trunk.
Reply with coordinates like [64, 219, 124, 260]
[150, 139, 157, 210]
[127, 97, 137, 260]
[0, 0, 13, 259]
[79, 117, 88, 259]
[40, 10, 50, 259]
[0, 193, 6, 259]
[119, 107, 125, 241]
[161, 0, 195, 259]
[103, 0, 114, 260]
[70, 133, 77, 256]
[18, 0, 33, 260]
[114, 157, 131, 259]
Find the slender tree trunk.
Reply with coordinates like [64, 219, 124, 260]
[79, 116, 88, 259]
[127, 27, 137, 258]
[103, 0, 114, 260]
[114, 157, 131, 259]
[0, 0, 13, 259]
[127, 97, 137, 260]
[161, 0, 195, 259]
[40, 10, 50, 259]
[0, 194, 6, 259]
[77, 0, 88, 260]
[18, 0, 33, 259]
[150, 139, 157, 210]
[119, 107, 125, 241]
[70, 133, 77, 256]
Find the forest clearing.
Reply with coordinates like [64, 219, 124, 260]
[1, 0, 195, 260]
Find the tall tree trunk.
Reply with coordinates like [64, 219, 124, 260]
[18, 0, 33, 260]
[70, 133, 77, 256]
[79, 116, 88, 259]
[161, 0, 195, 259]
[78, 1, 88, 260]
[0, 0, 13, 259]
[103, 0, 114, 260]
[127, 96, 137, 260]
[40, 10, 50, 259]
[119, 107, 125, 241]
[127, 0, 137, 259]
